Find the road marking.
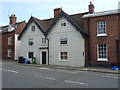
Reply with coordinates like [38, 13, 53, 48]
[57, 70, 79, 74]
[38, 67, 55, 71]
[0, 68, 19, 74]
[7, 70, 19, 74]
[102, 75, 118, 79]
[0, 68, 7, 71]
[38, 67, 49, 70]
[35, 75, 56, 80]
[64, 80, 88, 85]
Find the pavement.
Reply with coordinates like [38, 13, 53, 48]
[15, 62, 120, 74]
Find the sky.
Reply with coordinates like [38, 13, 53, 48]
[0, 0, 120, 26]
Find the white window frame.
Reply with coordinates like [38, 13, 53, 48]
[28, 39, 34, 46]
[31, 25, 35, 32]
[59, 52, 68, 61]
[97, 44, 108, 61]
[59, 36, 68, 45]
[42, 37, 46, 44]
[8, 37, 12, 45]
[60, 20, 67, 27]
[8, 49, 12, 57]
[97, 21, 107, 36]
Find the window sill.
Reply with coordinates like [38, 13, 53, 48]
[29, 45, 34, 46]
[59, 44, 68, 46]
[8, 56, 12, 58]
[41, 44, 47, 46]
[59, 60, 69, 62]
[97, 58, 108, 61]
[97, 34, 107, 37]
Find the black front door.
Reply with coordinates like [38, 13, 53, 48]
[42, 52, 46, 64]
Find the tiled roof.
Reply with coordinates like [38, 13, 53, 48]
[70, 12, 88, 29]
[33, 11, 88, 31]
[18, 10, 88, 40]
[0, 21, 25, 34]
[33, 17, 54, 30]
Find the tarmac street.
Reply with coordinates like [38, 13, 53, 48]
[1, 61, 119, 88]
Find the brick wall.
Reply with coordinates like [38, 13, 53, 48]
[2, 31, 15, 60]
[84, 14, 119, 67]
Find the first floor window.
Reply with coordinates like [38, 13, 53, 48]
[28, 39, 34, 45]
[97, 44, 108, 61]
[28, 52, 34, 59]
[8, 37, 12, 45]
[97, 21, 106, 36]
[60, 37, 68, 45]
[42, 38, 46, 44]
[8, 49, 12, 57]
[60, 52, 68, 61]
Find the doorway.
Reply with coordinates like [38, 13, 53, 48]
[42, 51, 46, 64]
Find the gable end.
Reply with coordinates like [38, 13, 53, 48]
[46, 11, 88, 37]
[18, 17, 45, 40]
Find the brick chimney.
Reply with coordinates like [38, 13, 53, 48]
[88, 2, 94, 14]
[54, 8, 61, 18]
[9, 14, 17, 24]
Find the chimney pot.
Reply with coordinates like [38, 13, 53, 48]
[88, 2, 94, 14]
[9, 14, 17, 24]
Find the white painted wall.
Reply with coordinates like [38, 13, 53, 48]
[14, 34, 21, 60]
[47, 17, 85, 67]
[20, 22, 47, 64]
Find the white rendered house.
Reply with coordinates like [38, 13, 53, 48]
[18, 9, 87, 67]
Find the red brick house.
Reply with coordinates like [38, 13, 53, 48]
[83, 3, 120, 67]
[0, 14, 26, 60]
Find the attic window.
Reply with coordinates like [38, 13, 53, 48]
[31, 26, 35, 31]
[61, 20, 67, 27]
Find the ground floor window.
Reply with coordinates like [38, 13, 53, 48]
[97, 44, 108, 61]
[28, 52, 34, 59]
[8, 49, 12, 57]
[60, 52, 68, 61]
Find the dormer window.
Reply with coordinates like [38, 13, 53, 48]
[8, 25, 15, 32]
[61, 20, 67, 27]
[31, 26, 35, 32]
